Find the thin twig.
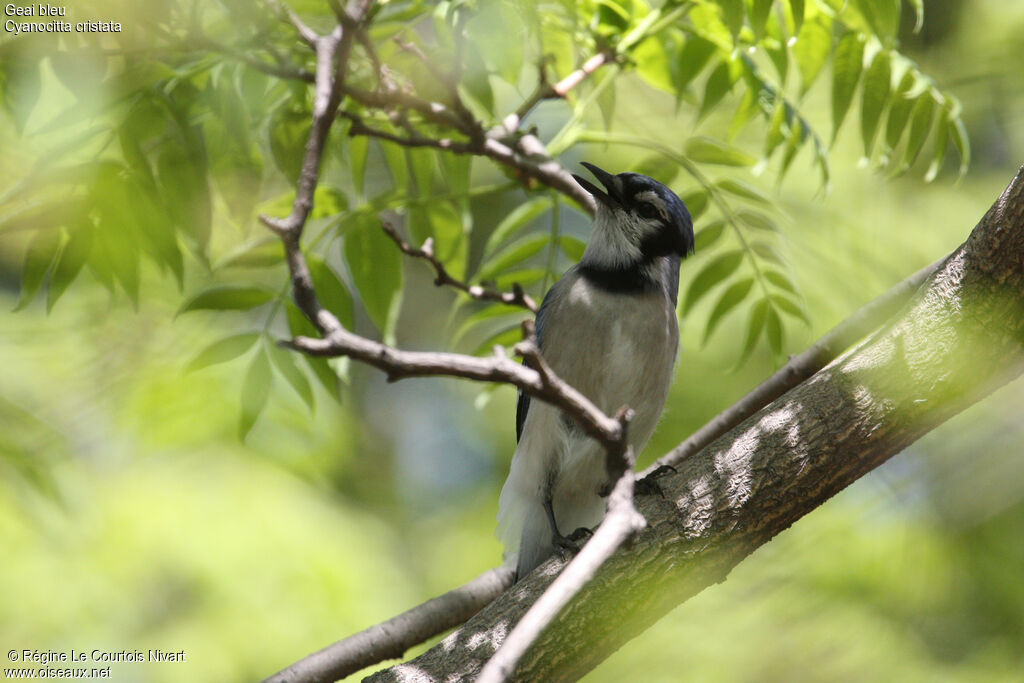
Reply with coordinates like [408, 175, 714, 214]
[382, 222, 538, 312]
[263, 0, 319, 47]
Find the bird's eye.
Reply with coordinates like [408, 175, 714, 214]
[637, 202, 660, 220]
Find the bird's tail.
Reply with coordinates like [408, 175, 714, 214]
[497, 457, 554, 581]
[513, 504, 554, 581]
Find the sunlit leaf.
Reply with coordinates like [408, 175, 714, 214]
[860, 48, 892, 158]
[269, 343, 315, 411]
[217, 238, 284, 270]
[718, 0, 743, 42]
[772, 292, 810, 324]
[885, 71, 917, 152]
[736, 210, 779, 233]
[750, 0, 773, 40]
[904, 93, 936, 168]
[765, 304, 784, 355]
[793, 14, 831, 95]
[831, 32, 866, 143]
[950, 116, 970, 178]
[673, 37, 716, 92]
[177, 285, 276, 315]
[699, 62, 734, 120]
[680, 189, 709, 220]
[187, 333, 260, 372]
[924, 115, 949, 183]
[764, 269, 798, 296]
[685, 136, 755, 166]
[718, 179, 772, 204]
[239, 347, 273, 440]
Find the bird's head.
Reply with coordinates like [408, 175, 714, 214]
[572, 162, 694, 269]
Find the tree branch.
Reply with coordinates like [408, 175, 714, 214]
[642, 255, 944, 476]
[381, 222, 538, 312]
[261, 567, 514, 683]
[364, 167, 1024, 681]
[476, 444, 643, 683]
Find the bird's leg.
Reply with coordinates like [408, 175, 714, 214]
[544, 498, 594, 556]
[635, 464, 677, 498]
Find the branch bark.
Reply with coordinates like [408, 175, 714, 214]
[364, 167, 1024, 681]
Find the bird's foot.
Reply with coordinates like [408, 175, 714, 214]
[635, 464, 677, 498]
[553, 526, 594, 558]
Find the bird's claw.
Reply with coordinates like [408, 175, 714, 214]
[553, 526, 594, 557]
[635, 464, 677, 498]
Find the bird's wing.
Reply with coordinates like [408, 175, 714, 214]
[515, 273, 571, 442]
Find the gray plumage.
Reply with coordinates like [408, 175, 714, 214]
[497, 163, 694, 580]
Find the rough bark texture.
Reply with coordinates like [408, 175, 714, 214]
[367, 169, 1024, 683]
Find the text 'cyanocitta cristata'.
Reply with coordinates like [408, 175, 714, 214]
[497, 162, 695, 580]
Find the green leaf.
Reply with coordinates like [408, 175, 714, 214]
[703, 277, 754, 344]
[311, 187, 348, 219]
[0, 51, 41, 134]
[177, 285, 275, 315]
[349, 135, 368, 197]
[750, 0, 773, 40]
[751, 240, 785, 266]
[717, 179, 772, 204]
[268, 103, 309, 183]
[860, 49, 892, 158]
[950, 116, 970, 178]
[924, 115, 949, 183]
[764, 269, 798, 296]
[559, 235, 586, 262]
[48, 223, 94, 311]
[478, 233, 550, 281]
[685, 136, 755, 166]
[484, 197, 552, 257]
[694, 219, 726, 251]
[156, 140, 212, 254]
[904, 93, 936, 168]
[422, 200, 467, 279]
[857, 0, 900, 41]
[680, 189, 709, 220]
[718, 0, 743, 42]
[240, 347, 273, 440]
[831, 32, 866, 143]
[15, 229, 61, 311]
[286, 302, 341, 400]
[344, 215, 403, 337]
[673, 37, 717, 92]
[765, 304, 784, 355]
[736, 210, 779, 232]
[789, 0, 806, 36]
[216, 238, 284, 270]
[635, 37, 674, 94]
[772, 292, 810, 324]
[682, 250, 744, 314]
[699, 61, 734, 120]
[493, 268, 547, 290]
[633, 155, 680, 185]
[472, 323, 525, 356]
[793, 14, 831, 94]
[269, 343, 315, 411]
[737, 298, 769, 366]
[308, 254, 355, 329]
[907, 0, 924, 33]
[187, 333, 260, 372]
[885, 71, 917, 152]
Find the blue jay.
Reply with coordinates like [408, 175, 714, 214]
[497, 162, 694, 580]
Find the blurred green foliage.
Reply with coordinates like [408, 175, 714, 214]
[1, 0, 1023, 680]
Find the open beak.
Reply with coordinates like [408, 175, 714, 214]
[572, 162, 621, 208]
